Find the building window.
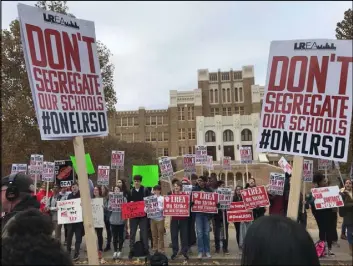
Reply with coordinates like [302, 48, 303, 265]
[205, 130, 216, 142]
[221, 72, 230, 81]
[158, 148, 164, 157]
[151, 116, 157, 125]
[116, 133, 122, 141]
[145, 132, 151, 142]
[222, 88, 226, 103]
[239, 87, 243, 102]
[235, 106, 245, 115]
[163, 148, 169, 156]
[233, 71, 242, 80]
[157, 116, 163, 125]
[179, 147, 185, 156]
[151, 132, 156, 141]
[188, 128, 195, 140]
[223, 107, 232, 116]
[241, 129, 252, 141]
[209, 89, 214, 103]
[178, 129, 186, 140]
[164, 132, 169, 141]
[214, 89, 219, 103]
[188, 146, 195, 154]
[134, 117, 139, 126]
[122, 117, 128, 126]
[178, 107, 185, 120]
[158, 132, 163, 141]
[188, 106, 194, 120]
[227, 88, 231, 102]
[211, 108, 219, 116]
[146, 117, 151, 125]
[210, 73, 218, 81]
[223, 130, 234, 142]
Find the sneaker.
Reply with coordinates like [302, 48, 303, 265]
[117, 251, 122, 259]
[128, 251, 133, 260]
[224, 250, 230, 255]
[73, 253, 79, 261]
[171, 254, 177, 260]
[206, 252, 212, 258]
[197, 253, 203, 259]
[113, 252, 118, 259]
[328, 250, 335, 256]
[98, 250, 102, 259]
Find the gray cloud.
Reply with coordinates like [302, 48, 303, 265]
[2, 1, 351, 110]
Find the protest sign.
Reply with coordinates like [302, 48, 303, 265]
[29, 154, 44, 175]
[42, 162, 55, 182]
[159, 157, 174, 180]
[191, 192, 218, 213]
[111, 151, 125, 170]
[70, 153, 95, 174]
[222, 156, 231, 171]
[163, 194, 190, 217]
[121, 201, 145, 220]
[303, 160, 314, 182]
[240, 147, 252, 164]
[11, 164, 28, 175]
[132, 165, 159, 187]
[97, 165, 110, 186]
[206, 156, 214, 170]
[217, 187, 232, 209]
[58, 198, 83, 224]
[240, 186, 270, 210]
[318, 159, 332, 171]
[18, 4, 109, 140]
[268, 173, 285, 196]
[227, 210, 254, 223]
[182, 185, 193, 194]
[55, 160, 74, 187]
[278, 157, 292, 174]
[144, 195, 161, 219]
[256, 39, 352, 162]
[108, 192, 124, 212]
[183, 154, 196, 176]
[350, 163, 353, 181]
[91, 198, 104, 228]
[311, 186, 344, 210]
[229, 201, 246, 212]
[195, 145, 207, 165]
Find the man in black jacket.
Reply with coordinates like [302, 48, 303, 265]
[65, 182, 84, 261]
[1, 173, 39, 232]
[128, 175, 151, 259]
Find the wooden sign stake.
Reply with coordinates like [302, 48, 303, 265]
[287, 156, 304, 220]
[73, 136, 99, 265]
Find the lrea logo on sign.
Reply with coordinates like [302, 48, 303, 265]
[294, 42, 336, 51]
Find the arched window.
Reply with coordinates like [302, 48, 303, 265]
[214, 89, 219, 103]
[223, 130, 234, 142]
[227, 88, 231, 102]
[205, 130, 216, 142]
[222, 88, 226, 103]
[235, 172, 243, 186]
[209, 89, 214, 103]
[241, 129, 252, 141]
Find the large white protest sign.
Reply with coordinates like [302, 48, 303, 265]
[240, 147, 252, 164]
[195, 145, 207, 165]
[183, 154, 196, 176]
[42, 161, 55, 182]
[29, 154, 44, 174]
[91, 198, 104, 228]
[303, 160, 313, 182]
[111, 151, 125, 170]
[257, 40, 352, 162]
[18, 4, 109, 140]
[11, 164, 28, 175]
[97, 165, 110, 186]
[159, 157, 173, 180]
[222, 156, 231, 171]
[278, 157, 292, 174]
[318, 159, 332, 171]
[58, 198, 83, 224]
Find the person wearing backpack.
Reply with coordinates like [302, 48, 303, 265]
[127, 175, 151, 259]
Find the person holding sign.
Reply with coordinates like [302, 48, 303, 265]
[246, 178, 266, 220]
[306, 173, 336, 256]
[109, 186, 127, 260]
[66, 182, 85, 261]
[93, 187, 104, 259]
[339, 179, 353, 256]
[127, 175, 151, 259]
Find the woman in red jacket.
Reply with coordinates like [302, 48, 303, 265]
[36, 182, 53, 215]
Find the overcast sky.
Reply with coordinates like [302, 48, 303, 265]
[2, 1, 350, 111]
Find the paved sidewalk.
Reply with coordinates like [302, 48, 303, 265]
[62, 226, 352, 264]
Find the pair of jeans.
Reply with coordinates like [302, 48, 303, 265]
[129, 217, 149, 253]
[170, 218, 188, 256]
[195, 213, 210, 254]
[151, 219, 165, 253]
[111, 224, 125, 252]
[66, 223, 84, 254]
[95, 228, 103, 251]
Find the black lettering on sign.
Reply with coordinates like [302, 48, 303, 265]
[42, 111, 107, 135]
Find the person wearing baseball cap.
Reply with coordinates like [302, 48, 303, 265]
[1, 173, 39, 231]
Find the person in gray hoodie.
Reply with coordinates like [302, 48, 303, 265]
[109, 186, 127, 260]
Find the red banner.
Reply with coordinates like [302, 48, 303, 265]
[163, 194, 190, 217]
[227, 210, 254, 223]
[191, 191, 218, 213]
[240, 186, 270, 210]
[121, 201, 145, 220]
[229, 201, 246, 211]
